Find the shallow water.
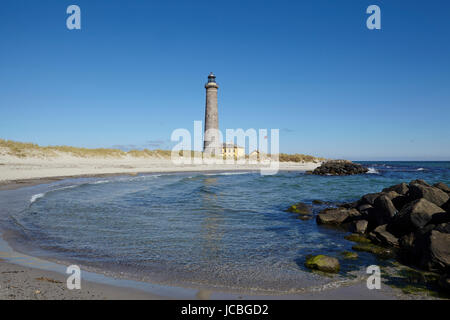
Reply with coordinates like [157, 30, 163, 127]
[1, 162, 449, 294]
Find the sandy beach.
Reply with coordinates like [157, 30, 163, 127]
[0, 150, 325, 300]
[0, 151, 445, 300]
[0, 259, 164, 300]
[0, 151, 321, 185]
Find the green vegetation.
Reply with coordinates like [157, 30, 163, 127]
[0, 139, 169, 159]
[279, 153, 325, 163]
[304, 254, 340, 273]
[0, 138, 324, 161]
[344, 234, 372, 244]
[341, 251, 358, 259]
[286, 202, 312, 215]
[352, 243, 394, 259]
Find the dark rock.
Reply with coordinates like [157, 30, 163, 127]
[370, 224, 399, 247]
[339, 201, 359, 209]
[357, 204, 373, 214]
[438, 275, 450, 292]
[341, 251, 358, 259]
[409, 179, 431, 187]
[286, 202, 312, 215]
[442, 199, 450, 213]
[352, 243, 395, 259]
[316, 208, 353, 225]
[361, 192, 383, 206]
[351, 220, 368, 234]
[304, 255, 340, 273]
[408, 184, 449, 207]
[372, 195, 398, 226]
[389, 199, 446, 236]
[391, 194, 410, 211]
[435, 223, 450, 234]
[421, 231, 450, 273]
[434, 182, 450, 193]
[383, 183, 409, 195]
[312, 199, 325, 205]
[344, 233, 371, 243]
[384, 191, 401, 200]
[312, 160, 369, 176]
[399, 232, 415, 251]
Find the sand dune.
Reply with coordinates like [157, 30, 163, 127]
[0, 148, 321, 182]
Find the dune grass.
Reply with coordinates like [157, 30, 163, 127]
[0, 139, 324, 162]
[279, 153, 326, 163]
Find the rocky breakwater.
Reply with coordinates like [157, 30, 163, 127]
[315, 179, 450, 292]
[312, 160, 369, 176]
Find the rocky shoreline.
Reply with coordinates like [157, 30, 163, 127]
[311, 160, 369, 176]
[290, 179, 450, 295]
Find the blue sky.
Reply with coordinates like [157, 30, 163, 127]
[1, 0, 449, 160]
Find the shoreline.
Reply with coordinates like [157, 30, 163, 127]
[0, 165, 439, 300]
[0, 152, 322, 186]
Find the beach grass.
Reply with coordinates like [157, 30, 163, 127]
[0, 139, 324, 162]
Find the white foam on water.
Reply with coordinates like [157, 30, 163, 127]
[30, 193, 45, 204]
[30, 184, 79, 204]
[417, 168, 425, 171]
[90, 180, 111, 185]
[367, 167, 380, 174]
[204, 172, 251, 176]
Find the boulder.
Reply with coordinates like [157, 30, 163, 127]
[357, 204, 373, 214]
[316, 208, 352, 225]
[339, 201, 359, 209]
[391, 194, 410, 211]
[421, 231, 450, 273]
[438, 275, 450, 292]
[399, 232, 415, 251]
[433, 182, 450, 193]
[389, 198, 446, 236]
[384, 191, 401, 200]
[370, 224, 399, 247]
[383, 183, 409, 195]
[372, 195, 398, 225]
[361, 192, 383, 206]
[344, 233, 371, 243]
[408, 184, 449, 207]
[409, 179, 431, 187]
[352, 243, 395, 259]
[351, 220, 368, 234]
[442, 199, 450, 213]
[286, 202, 312, 215]
[312, 161, 368, 176]
[435, 223, 450, 234]
[304, 255, 340, 273]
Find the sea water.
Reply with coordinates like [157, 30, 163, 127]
[1, 161, 449, 294]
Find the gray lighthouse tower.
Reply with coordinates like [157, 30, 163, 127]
[203, 72, 220, 155]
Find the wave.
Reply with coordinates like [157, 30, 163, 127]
[30, 193, 45, 204]
[204, 172, 252, 176]
[417, 168, 425, 171]
[29, 174, 167, 204]
[367, 167, 380, 174]
[90, 180, 111, 185]
[29, 184, 80, 204]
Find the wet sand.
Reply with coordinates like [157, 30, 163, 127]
[0, 258, 164, 300]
